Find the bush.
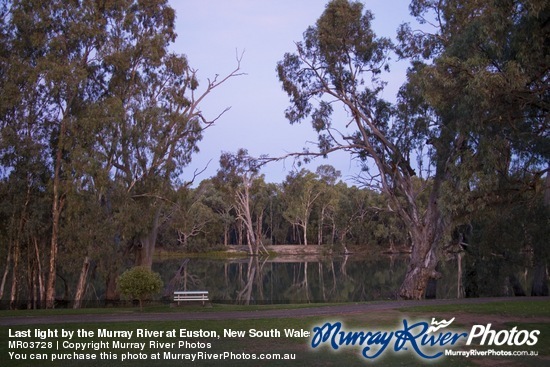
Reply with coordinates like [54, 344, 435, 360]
[117, 266, 163, 310]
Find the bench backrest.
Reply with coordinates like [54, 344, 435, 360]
[174, 291, 208, 295]
[173, 291, 209, 301]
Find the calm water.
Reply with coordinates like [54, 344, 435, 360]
[151, 254, 471, 304]
[1, 252, 534, 309]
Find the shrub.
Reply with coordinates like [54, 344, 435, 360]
[117, 266, 163, 310]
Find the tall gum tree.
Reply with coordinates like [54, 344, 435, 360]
[0, 0, 53, 308]
[4, 0, 110, 308]
[397, 0, 549, 296]
[95, 3, 244, 270]
[276, 0, 462, 299]
[216, 149, 268, 256]
[282, 169, 323, 246]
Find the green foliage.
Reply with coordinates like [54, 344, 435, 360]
[399, 0, 548, 179]
[117, 266, 163, 309]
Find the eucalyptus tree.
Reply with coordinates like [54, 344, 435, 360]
[200, 178, 235, 246]
[277, 0, 548, 299]
[315, 165, 341, 245]
[277, 0, 446, 298]
[0, 0, 94, 308]
[262, 184, 288, 245]
[332, 185, 358, 253]
[168, 186, 217, 249]
[0, 2, 52, 307]
[397, 0, 549, 295]
[249, 177, 276, 247]
[282, 169, 323, 246]
[216, 149, 266, 255]
[258, 181, 282, 245]
[94, 5, 243, 269]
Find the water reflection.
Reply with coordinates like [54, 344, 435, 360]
[152, 254, 464, 304]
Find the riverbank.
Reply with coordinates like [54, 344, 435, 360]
[155, 244, 412, 260]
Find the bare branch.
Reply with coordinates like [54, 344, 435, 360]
[182, 159, 212, 188]
[189, 49, 247, 121]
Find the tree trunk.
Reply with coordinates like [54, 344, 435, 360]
[223, 223, 229, 246]
[0, 242, 12, 301]
[256, 220, 269, 256]
[135, 209, 160, 269]
[238, 184, 258, 255]
[531, 262, 548, 296]
[45, 208, 59, 308]
[9, 239, 20, 310]
[318, 207, 325, 246]
[339, 232, 348, 254]
[105, 267, 119, 306]
[27, 253, 33, 309]
[302, 220, 308, 246]
[33, 237, 45, 308]
[397, 165, 448, 300]
[544, 165, 550, 207]
[457, 252, 464, 298]
[30, 265, 37, 309]
[398, 242, 439, 299]
[10, 181, 33, 309]
[398, 202, 443, 300]
[236, 219, 243, 246]
[46, 122, 67, 309]
[508, 274, 526, 296]
[532, 171, 550, 296]
[73, 256, 91, 309]
[244, 211, 257, 255]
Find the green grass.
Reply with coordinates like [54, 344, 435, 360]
[0, 301, 352, 318]
[2, 300, 548, 367]
[403, 299, 550, 318]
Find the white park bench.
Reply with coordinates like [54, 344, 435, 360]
[173, 291, 209, 306]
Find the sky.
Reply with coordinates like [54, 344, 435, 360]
[169, 0, 414, 185]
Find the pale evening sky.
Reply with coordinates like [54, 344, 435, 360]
[169, 0, 414, 185]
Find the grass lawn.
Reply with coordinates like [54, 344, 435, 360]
[2, 300, 548, 366]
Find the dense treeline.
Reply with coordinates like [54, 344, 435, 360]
[162, 164, 408, 252]
[0, 0, 548, 308]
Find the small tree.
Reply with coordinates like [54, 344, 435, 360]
[117, 267, 163, 310]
